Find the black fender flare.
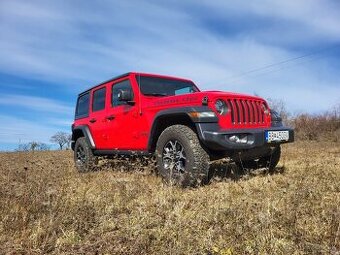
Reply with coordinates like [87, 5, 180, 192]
[147, 106, 218, 151]
[72, 125, 96, 150]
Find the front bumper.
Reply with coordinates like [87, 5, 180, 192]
[196, 123, 294, 150]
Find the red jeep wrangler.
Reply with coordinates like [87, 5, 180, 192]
[72, 72, 294, 186]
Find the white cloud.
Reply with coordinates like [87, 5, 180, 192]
[0, 115, 67, 144]
[0, 0, 339, 121]
[183, 0, 340, 42]
[0, 94, 73, 114]
[46, 118, 73, 127]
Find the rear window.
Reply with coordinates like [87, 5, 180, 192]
[92, 87, 106, 112]
[75, 92, 90, 119]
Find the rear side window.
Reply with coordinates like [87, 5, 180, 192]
[92, 87, 106, 112]
[75, 92, 90, 119]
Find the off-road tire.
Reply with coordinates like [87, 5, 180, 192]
[260, 145, 281, 173]
[237, 146, 281, 173]
[74, 137, 97, 172]
[156, 125, 210, 187]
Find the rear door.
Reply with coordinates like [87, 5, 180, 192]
[88, 85, 108, 149]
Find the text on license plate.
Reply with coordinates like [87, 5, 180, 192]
[266, 131, 289, 143]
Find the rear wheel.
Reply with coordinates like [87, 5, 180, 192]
[237, 146, 281, 172]
[260, 146, 281, 172]
[156, 125, 210, 187]
[74, 137, 97, 172]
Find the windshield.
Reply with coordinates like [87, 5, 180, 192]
[136, 75, 199, 97]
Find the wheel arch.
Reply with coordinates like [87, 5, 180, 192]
[72, 125, 95, 150]
[147, 106, 217, 152]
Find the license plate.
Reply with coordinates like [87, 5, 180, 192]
[265, 130, 289, 143]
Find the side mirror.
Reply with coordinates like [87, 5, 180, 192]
[117, 89, 134, 104]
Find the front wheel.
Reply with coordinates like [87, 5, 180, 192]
[156, 125, 210, 187]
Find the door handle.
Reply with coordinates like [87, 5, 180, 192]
[89, 118, 97, 123]
[106, 115, 115, 121]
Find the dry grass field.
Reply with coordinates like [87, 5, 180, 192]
[0, 141, 339, 254]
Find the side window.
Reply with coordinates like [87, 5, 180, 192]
[112, 79, 134, 106]
[175, 87, 194, 95]
[75, 92, 90, 119]
[92, 87, 106, 112]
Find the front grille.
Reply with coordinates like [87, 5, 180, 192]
[227, 99, 266, 125]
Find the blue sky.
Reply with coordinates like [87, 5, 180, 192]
[0, 0, 339, 150]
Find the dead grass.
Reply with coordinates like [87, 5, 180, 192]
[0, 142, 339, 254]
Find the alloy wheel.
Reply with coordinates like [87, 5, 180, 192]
[76, 145, 86, 166]
[162, 139, 187, 175]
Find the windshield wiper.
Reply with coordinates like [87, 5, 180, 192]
[143, 93, 168, 97]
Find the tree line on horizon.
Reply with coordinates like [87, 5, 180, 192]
[267, 99, 340, 142]
[16, 131, 71, 152]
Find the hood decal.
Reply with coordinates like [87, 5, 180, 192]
[153, 96, 199, 106]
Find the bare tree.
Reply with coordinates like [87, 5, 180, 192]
[37, 143, 50, 151]
[16, 142, 49, 152]
[266, 97, 290, 124]
[66, 134, 72, 149]
[332, 102, 340, 119]
[50, 132, 70, 150]
[28, 141, 40, 151]
[16, 143, 30, 152]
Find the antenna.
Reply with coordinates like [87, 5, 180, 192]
[223, 45, 338, 84]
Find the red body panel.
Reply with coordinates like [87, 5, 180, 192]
[73, 72, 272, 151]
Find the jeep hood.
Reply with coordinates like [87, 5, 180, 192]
[144, 91, 267, 109]
[200, 91, 265, 101]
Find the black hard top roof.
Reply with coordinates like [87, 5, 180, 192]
[78, 72, 131, 97]
[77, 72, 195, 97]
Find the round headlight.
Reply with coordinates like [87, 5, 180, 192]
[215, 99, 228, 115]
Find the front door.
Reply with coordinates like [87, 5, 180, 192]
[104, 78, 140, 150]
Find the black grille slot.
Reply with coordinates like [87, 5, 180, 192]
[241, 100, 247, 123]
[247, 101, 253, 123]
[228, 99, 235, 123]
[234, 99, 240, 123]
